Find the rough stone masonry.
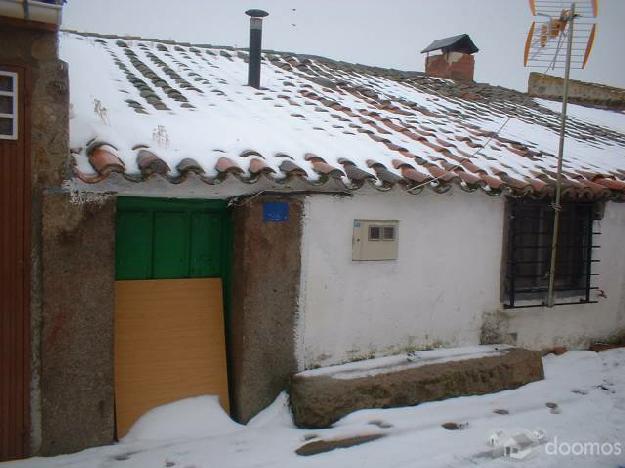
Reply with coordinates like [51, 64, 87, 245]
[290, 348, 544, 428]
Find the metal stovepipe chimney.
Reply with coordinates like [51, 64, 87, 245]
[245, 9, 269, 89]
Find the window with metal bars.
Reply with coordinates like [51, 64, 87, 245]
[504, 199, 598, 308]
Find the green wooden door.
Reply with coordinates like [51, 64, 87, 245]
[116, 197, 231, 282]
[115, 197, 232, 428]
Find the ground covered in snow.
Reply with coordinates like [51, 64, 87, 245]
[7, 349, 625, 468]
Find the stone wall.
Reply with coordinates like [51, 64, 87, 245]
[528, 72, 625, 109]
[229, 196, 302, 423]
[291, 348, 544, 428]
[0, 18, 69, 456]
[40, 193, 116, 455]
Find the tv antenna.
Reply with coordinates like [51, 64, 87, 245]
[523, 1, 598, 308]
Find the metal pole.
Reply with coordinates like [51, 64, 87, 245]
[546, 2, 575, 307]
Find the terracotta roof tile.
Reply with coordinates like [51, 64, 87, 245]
[137, 149, 170, 176]
[594, 177, 625, 191]
[279, 160, 307, 176]
[215, 157, 243, 174]
[425, 164, 457, 182]
[311, 161, 344, 177]
[339, 160, 376, 181]
[176, 157, 204, 174]
[249, 158, 276, 175]
[88, 144, 125, 175]
[392, 159, 432, 183]
[367, 161, 403, 186]
[456, 170, 482, 186]
[63, 32, 625, 200]
[481, 175, 505, 190]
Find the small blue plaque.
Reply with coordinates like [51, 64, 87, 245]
[263, 201, 289, 222]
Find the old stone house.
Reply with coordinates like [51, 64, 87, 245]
[1, 3, 625, 461]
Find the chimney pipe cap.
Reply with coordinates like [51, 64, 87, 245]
[245, 9, 269, 18]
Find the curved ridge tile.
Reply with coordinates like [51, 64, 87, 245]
[279, 160, 308, 177]
[176, 157, 205, 174]
[88, 144, 125, 175]
[215, 157, 244, 175]
[249, 157, 276, 175]
[137, 149, 170, 176]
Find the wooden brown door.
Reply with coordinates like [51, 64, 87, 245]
[0, 65, 31, 461]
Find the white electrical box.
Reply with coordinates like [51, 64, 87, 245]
[352, 220, 399, 261]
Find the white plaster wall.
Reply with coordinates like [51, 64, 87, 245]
[507, 201, 625, 350]
[297, 188, 505, 369]
[296, 189, 625, 370]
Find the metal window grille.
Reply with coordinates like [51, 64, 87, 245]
[504, 199, 598, 308]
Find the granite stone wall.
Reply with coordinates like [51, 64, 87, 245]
[528, 72, 625, 109]
[0, 18, 70, 456]
[229, 196, 303, 423]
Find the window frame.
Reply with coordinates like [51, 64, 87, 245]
[0, 71, 18, 141]
[503, 198, 598, 309]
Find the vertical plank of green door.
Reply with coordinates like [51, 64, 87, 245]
[190, 213, 222, 277]
[153, 212, 189, 278]
[116, 211, 153, 280]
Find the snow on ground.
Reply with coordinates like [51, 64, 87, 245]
[6, 349, 625, 468]
[122, 395, 242, 443]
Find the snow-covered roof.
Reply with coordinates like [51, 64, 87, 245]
[60, 31, 625, 199]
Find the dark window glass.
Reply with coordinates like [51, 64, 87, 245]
[369, 226, 381, 240]
[0, 117, 13, 136]
[0, 95, 13, 114]
[0, 75, 12, 92]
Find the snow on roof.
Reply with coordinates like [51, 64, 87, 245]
[60, 31, 625, 199]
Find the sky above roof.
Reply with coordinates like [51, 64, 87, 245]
[61, 0, 625, 93]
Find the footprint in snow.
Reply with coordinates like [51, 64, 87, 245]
[595, 384, 616, 393]
[113, 452, 135, 461]
[442, 421, 469, 430]
[369, 420, 393, 429]
[493, 409, 509, 415]
[571, 389, 588, 395]
[303, 433, 319, 441]
[545, 402, 561, 414]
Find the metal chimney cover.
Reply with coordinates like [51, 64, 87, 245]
[245, 9, 269, 18]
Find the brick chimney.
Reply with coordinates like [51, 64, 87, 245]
[421, 34, 478, 82]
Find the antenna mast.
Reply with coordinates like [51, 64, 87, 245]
[524, 0, 598, 308]
[546, 3, 575, 308]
